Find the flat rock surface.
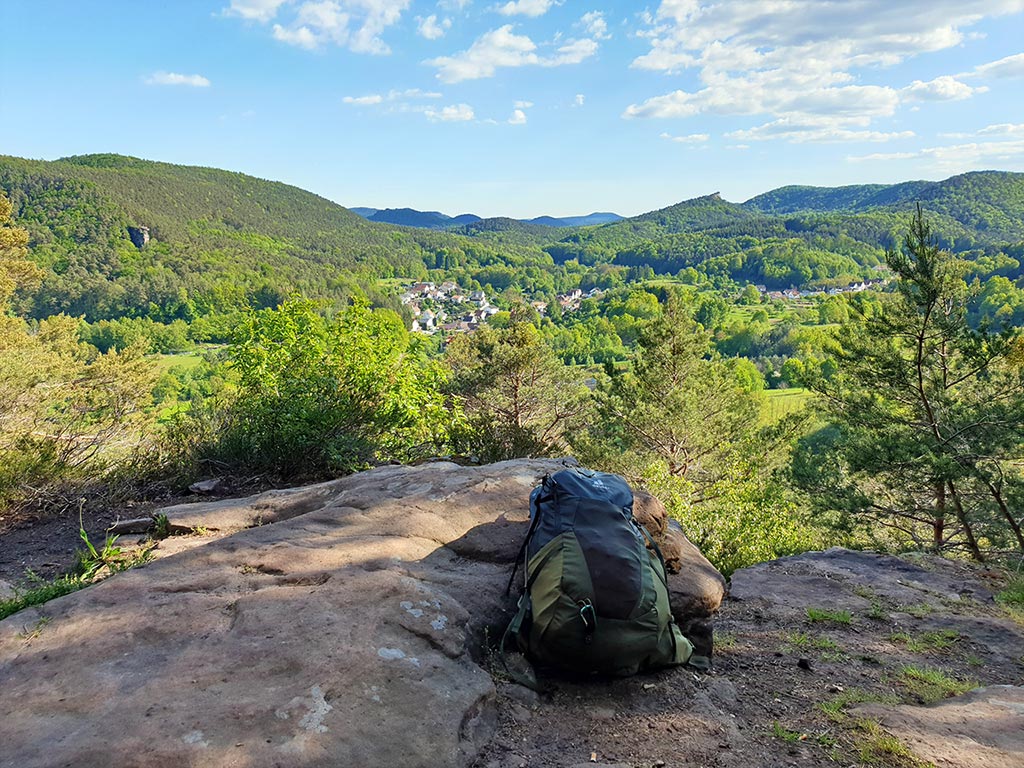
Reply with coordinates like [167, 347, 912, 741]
[4, 469, 1023, 768]
[854, 685, 1024, 768]
[0, 459, 725, 768]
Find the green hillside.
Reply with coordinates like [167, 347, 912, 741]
[540, 173, 1024, 288]
[744, 171, 1024, 244]
[2, 154, 1022, 325]
[0, 154, 552, 321]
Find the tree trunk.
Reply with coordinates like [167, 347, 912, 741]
[932, 480, 946, 552]
[985, 478, 1024, 553]
[948, 480, 984, 562]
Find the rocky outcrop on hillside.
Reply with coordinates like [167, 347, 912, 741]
[1, 461, 1021, 768]
[0, 459, 723, 768]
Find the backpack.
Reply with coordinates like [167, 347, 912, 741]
[502, 467, 693, 679]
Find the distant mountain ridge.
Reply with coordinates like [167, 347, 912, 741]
[2, 153, 1021, 325]
[351, 206, 623, 229]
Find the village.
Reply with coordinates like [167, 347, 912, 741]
[756, 276, 889, 301]
[400, 281, 605, 336]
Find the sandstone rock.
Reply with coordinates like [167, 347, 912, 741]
[662, 520, 727, 619]
[0, 459, 724, 768]
[0, 578, 15, 601]
[852, 686, 1024, 768]
[632, 490, 668, 538]
[106, 516, 156, 535]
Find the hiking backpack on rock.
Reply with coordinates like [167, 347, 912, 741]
[503, 467, 694, 678]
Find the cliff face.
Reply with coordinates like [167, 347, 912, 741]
[1, 461, 1021, 768]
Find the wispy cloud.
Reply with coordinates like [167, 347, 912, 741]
[145, 71, 211, 87]
[902, 75, 985, 101]
[498, 0, 557, 18]
[579, 11, 610, 40]
[223, 0, 290, 23]
[508, 108, 528, 125]
[425, 103, 475, 121]
[727, 116, 915, 144]
[427, 24, 599, 82]
[966, 52, 1024, 79]
[660, 131, 709, 144]
[417, 14, 451, 40]
[343, 94, 385, 105]
[624, 1, 1021, 142]
[342, 88, 443, 108]
[227, 0, 411, 55]
[849, 138, 1024, 168]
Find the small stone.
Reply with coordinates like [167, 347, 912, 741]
[189, 478, 222, 494]
[797, 658, 813, 671]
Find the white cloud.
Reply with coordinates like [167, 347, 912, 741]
[427, 24, 599, 82]
[417, 14, 451, 40]
[343, 94, 384, 105]
[509, 108, 528, 124]
[849, 138, 1024, 169]
[428, 25, 538, 82]
[425, 103, 475, 121]
[438, 0, 471, 9]
[224, 0, 291, 22]
[273, 23, 319, 48]
[498, 0, 556, 18]
[968, 52, 1024, 79]
[902, 75, 984, 101]
[625, 1, 1024, 139]
[573, 93, 585, 107]
[235, 0, 410, 54]
[727, 117, 914, 144]
[145, 71, 211, 87]
[545, 38, 597, 66]
[514, 100, 533, 108]
[580, 11, 610, 40]
[343, 89, 442, 109]
[979, 122, 1024, 135]
[624, 82, 900, 121]
[660, 131, 709, 143]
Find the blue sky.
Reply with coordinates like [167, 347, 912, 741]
[2, 0, 1024, 217]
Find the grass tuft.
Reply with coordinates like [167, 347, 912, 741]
[897, 665, 976, 704]
[806, 607, 852, 624]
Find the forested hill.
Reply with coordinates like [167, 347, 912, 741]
[743, 171, 1024, 243]
[543, 172, 1024, 286]
[2, 153, 1023, 325]
[0, 154, 553, 322]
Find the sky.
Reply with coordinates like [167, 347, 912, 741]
[2, 0, 1024, 218]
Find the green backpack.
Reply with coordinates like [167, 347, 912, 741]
[503, 468, 694, 678]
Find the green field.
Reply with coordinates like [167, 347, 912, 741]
[151, 351, 207, 373]
[762, 387, 815, 422]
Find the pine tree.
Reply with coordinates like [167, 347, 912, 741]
[799, 207, 1024, 559]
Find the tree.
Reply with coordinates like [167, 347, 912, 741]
[796, 208, 1024, 559]
[444, 323, 591, 462]
[571, 292, 820, 575]
[197, 298, 454, 478]
[1, 193, 154, 506]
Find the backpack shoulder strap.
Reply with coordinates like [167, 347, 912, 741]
[505, 474, 553, 595]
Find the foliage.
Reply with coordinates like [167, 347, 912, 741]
[177, 298, 455, 479]
[795, 208, 1024, 560]
[444, 322, 591, 462]
[0, 193, 155, 506]
[571, 291, 827, 574]
[896, 665, 977, 704]
[806, 607, 852, 624]
[0, 573, 87, 621]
